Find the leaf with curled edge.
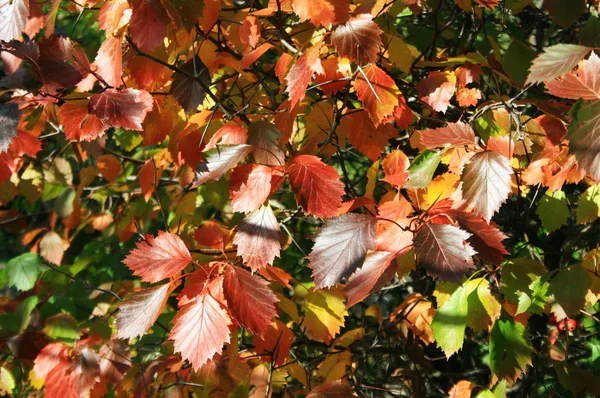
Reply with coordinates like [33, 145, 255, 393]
[420, 122, 477, 149]
[526, 44, 590, 85]
[354, 65, 399, 126]
[89, 88, 153, 130]
[233, 206, 282, 271]
[287, 155, 345, 218]
[193, 144, 254, 188]
[122, 231, 192, 283]
[453, 150, 513, 223]
[331, 14, 383, 65]
[546, 51, 600, 100]
[116, 282, 172, 339]
[308, 213, 377, 289]
[223, 263, 278, 337]
[414, 223, 475, 283]
[344, 251, 396, 308]
[170, 288, 232, 371]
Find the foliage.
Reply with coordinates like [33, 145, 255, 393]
[2, 0, 600, 396]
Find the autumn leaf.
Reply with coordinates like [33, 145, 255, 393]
[546, 51, 600, 100]
[98, 340, 131, 383]
[331, 14, 383, 65]
[58, 102, 108, 142]
[567, 100, 600, 180]
[38, 36, 91, 88]
[420, 122, 477, 149]
[285, 44, 325, 109]
[526, 44, 590, 85]
[89, 88, 153, 130]
[247, 120, 285, 166]
[391, 292, 436, 345]
[233, 206, 281, 271]
[450, 210, 509, 264]
[354, 65, 400, 125]
[454, 150, 513, 222]
[193, 144, 254, 187]
[414, 223, 476, 283]
[342, 110, 396, 161]
[307, 380, 354, 398]
[94, 35, 123, 88]
[308, 213, 377, 289]
[0, 0, 28, 41]
[287, 155, 345, 218]
[302, 287, 347, 343]
[39, 231, 64, 265]
[223, 263, 278, 337]
[344, 251, 395, 308]
[417, 71, 456, 113]
[171, 56, 211, 114]
[239, 15, 261, 48]
[253, 320, 294, 366]
[292, 0, 349, 28]
[376, 197, 414, 254]
[382, 149, 410, 186]
[116, 283, 172, 339]
[229, 164, 274, 213]
[128, 0, 169, 52]
[0, 103, 20, 153]
[122, 231, 192, 283]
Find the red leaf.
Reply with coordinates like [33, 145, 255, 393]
[287, 155, 344, 218]
[45, 347, 101, 398]
[33, 342, 69, 380]
[122, 231, 192, 283]
[229, 164, 274, 213]
[116, 283, 172, 339]
[0, 0, 28, 41]
[414, 222, 475, 283]
[223, 263, 278, 337]
[382, 149, 410, 186]
[170, 290, 232, 371]
[254, 320, 294, 366]
[451, 210, 509, 264]
[285, 43, 324, 109]
[308, 213, 377, 288]
[205, 123, 248, 151]
[376, 196, 413, 253]
[314, 57, 349, 95]
[354, 65, 399, 125]
[331, 14, 383, 65]
[58, 102, 108, 142]
[94, 35, 123, 87]
[129, 0, 169, 52]
[193, 144, 254, 187]
[177, 266, 224, 307]
[342, 110, 396, 161]
[239, 15, 261, 48]
[536, 114, 566, 145]
[38, 36, 91, 88]
[8, 132, 41, 157]
[233, 206, 282, 271]
[546, 51, 600, 100]
[194, 221, 227, 251]
[416, 71, 456, 113]
[455, 62, 482, 87]
[241, 43, 273, 69]
[419, 122, 476, 149]
[89, 88, 153, 130]
[344, 251, 395, 308]
[394, 94, 414, 129]
[98, 340, 131, 383]
[292, 0, 349, 28]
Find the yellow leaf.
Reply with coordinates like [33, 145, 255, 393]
[365, 304, 382, 325]
[315, 351, 352, 383]
[276, 293, 300, 323]
[302, 287, 347, 343]
[409, 173, 460, 210]
[385, 34, 413, 73]
[334, 328, 365, 348]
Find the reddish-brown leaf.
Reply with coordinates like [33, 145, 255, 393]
[239, 15, 261, 48]
[97, 154, 121, 183]
[416, 71, 456, 113]
[193, 144, 254, 187]
[89, 88, 153, 130]
[98, 340, 131, 383]
[229, 164, 274, 213]
[308, 213, 377, 289]
[59, 102, 108, 142]
[129, 0, 169, 52]
[275, 53, 293, 84]
[451, 210, 509, 264]
[285, 43, 324, 109]
[420, 122, 477, 149]
[38, 36, 91, 88]
[287, 155, 345, 218]
[247, 120, 285, 166]
[455, 62, 483, 87]
[233, 206, 281, 271]
[94, 35, 122, 87]
[139, 160, 158, 202]
[33, 342, 69, 380]
[170, 290, 231, 371]
[344, 251, 396, 308]
[354, 65, 399, 125]
[122, 231, 192, 283]
[546, 51, 600, 100]
[116, 283, 172, 339]
[292, 0, 349, 28]
[171, 56, 211, 114]
[254, 320, 294, 366]
[394, 94, 414, 129]
[414, 222, 475, 283]
[223, 263, 278, 337]
[331, 14, 383, 65]
[382, 149, 410, 186]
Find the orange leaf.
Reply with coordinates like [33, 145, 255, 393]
[354, 65, 400, 125]
[292, 0, 349, 28]
[97, 154, 121, 183]
[285, 43, 325, 109]
[332, 14, 383, 65]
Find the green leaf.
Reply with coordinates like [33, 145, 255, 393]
[536, 189, 569, 233]
[43, 313, 82, 342]
[15, 295, 39, 334]
[404, 149, 441, 189]
[0, 367, 15, 397]
[581, 15, 600, 48]
[431, 284, 468, 358]
[489, 318, 533, 382]
[465, 278, 501, 332]
[7, 253, 42, 291]
[548, 265, 590, 317]
[544, 0, 586, 29]
[576, 184, 600, 224]
[493, 380, 508, 398]
[552, 361, 600, 395]
[54, 187, 76, 218]
[501, 258, 548, 314]
[503, 41, 537, 86]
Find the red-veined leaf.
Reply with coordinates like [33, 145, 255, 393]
[344, 251, 395, 308]
[285, 43, 324, 109]
[414, 222, 475, 283]
[526, 44, 590, 85]
[170, 289, 231, 371]
[122, 231, 192, 283]
[89, 88, 153, 130]
[308, 213, 377, 289]
[223, 263, 278, 337]
[287, 154, 345, 218]
[546, 51, 600, 100]
[331, 14, 383, 65]
[233, 206, 281, 271]
[193, 144, 254, 187]
[116, 283, 172, 339]
[420, 122, 477, 149]
[354, 65, 400, 125]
